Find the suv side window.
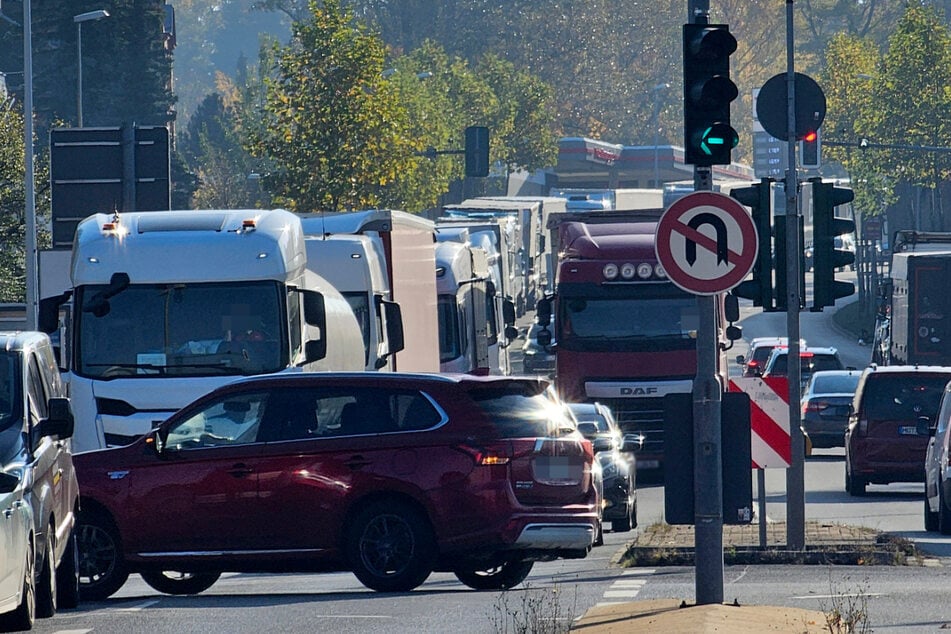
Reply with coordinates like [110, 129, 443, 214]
[935, 388, 951, 449]
[166, 391, 268, 449]
[470, 384, 574, 438]
[262, 387, 444, 441]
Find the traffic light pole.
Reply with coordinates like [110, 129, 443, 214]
[688, 0, 724, 607]
[784, 0, 806, 551]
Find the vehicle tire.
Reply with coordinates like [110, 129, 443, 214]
[454, 559, 534, 591]
[0, 541, 35, 632]
[845, 461, 866, 496]
[55, 530, 80, 610]
[925, 489, 939, 532]
[346, 501, 436, 593]
[77, 512, 129, 601]
[140, 571, 220, 595]
[611, 509, 632, 533]
[35, 529, 56, 618]
[939, 485, 951, 536]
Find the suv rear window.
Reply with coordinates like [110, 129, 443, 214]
[769, 352, 842, 376]
[862, 374, 951, 420]
[469, 385, 574, 438]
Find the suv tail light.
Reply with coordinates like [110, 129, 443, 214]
[454, 443, 512, 466]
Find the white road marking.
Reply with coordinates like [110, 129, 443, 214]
[790, 593, 884, 600]
[112, 600, 160, 612]
[52, 630, 93, 634]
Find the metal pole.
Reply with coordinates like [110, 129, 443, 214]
[23, 0, 37, 329]
[758, 469, 767, 548]
[785, 0, 805, 551]
[76, 21, 83, 126]
[689, 0, 723, 604]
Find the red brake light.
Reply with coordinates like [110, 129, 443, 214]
[803, 400, 828, 413]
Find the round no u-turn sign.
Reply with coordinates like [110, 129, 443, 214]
[655, 191, 758, 295]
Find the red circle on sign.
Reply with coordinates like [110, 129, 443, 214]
[655, 191, 758, 295]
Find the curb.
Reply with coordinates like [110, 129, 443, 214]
[623, 544, 915, 567]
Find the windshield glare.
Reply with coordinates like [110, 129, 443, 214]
[77, 281, 287, 378]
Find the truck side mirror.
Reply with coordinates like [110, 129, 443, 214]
[38, 292, 70, 334]
[302, 290, 326, 328]
[382, 300, 405, 355]
[725, 292, 740, 323]
[536, 297, 552, 326]
[726, 324, 742, 341]
[502, 298, 516, 327]
[305, 339, 327, 363]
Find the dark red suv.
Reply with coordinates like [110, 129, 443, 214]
[74, 373, 598, 598]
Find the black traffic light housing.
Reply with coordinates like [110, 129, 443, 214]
[730, 179, 773, 309]
[810, 177, 855, 310]
[464, 126, 489, 177]
[683, 24, 739, 166]
[799, 129, 821, 169]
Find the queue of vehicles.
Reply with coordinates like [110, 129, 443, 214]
[0, 198, 640, 621]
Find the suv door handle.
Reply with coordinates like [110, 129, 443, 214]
[227, 464, 254, 478]
[343, 455, 372, 470]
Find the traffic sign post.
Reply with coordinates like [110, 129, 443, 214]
[656, 187, 759, 606]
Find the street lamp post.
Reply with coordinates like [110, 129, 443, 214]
[651, 83, 669, 188]
[74, 9, 109, 127]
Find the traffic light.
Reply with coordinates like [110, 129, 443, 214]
[682, 23, 739, 166]
[464, 126, 489, 177]
[730, 179, 773, 309]
[810, 178, 855, 310]
[799, 129, 821, 169]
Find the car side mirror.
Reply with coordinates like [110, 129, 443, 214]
[736, 354, 745, 365]
[505, 326, 519, 341]
[38, 397, 74, 440]
[145, 429, 166, 455]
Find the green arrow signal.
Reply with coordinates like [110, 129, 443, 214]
[700, 125, 738, 155]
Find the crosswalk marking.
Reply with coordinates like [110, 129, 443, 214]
[596, 568, 656, 604]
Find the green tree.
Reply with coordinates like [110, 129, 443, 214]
[247, 0, 416, 211]
[862, 1, 951, 229]
[0, 99, 50, 302]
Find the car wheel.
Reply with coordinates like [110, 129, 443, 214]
[611, 509, 632, 533]
[939, 485, 951, 536]
[77, 512, 129, 601]
[140, 571, 221, 595]
[346, 501, 435, 592]
[925, 489, 939, 532]
[454, 559, 534, 591]
[0, 541, 35, 632]
[55, 530, 80, 610]
[845, 461, 866, 496]
[36, 528, 56, 618]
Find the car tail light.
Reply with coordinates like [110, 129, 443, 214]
[803, 400, 828, 414]
[454, 443, 511, 466]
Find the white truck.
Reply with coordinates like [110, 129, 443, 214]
[298, 209, 440, 373]
[39, 209, 365, 451]
[549, 188, 664, 212]
[435, 240, 491, 374]
[303, 234, 404, 371]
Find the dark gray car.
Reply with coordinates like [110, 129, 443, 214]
[800, 370, 861, 449]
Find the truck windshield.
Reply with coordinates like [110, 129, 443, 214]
[76, 281, 287, 378]
[559, 293, 698, 350]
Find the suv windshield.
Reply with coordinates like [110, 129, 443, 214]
[863, 374, 950, 420]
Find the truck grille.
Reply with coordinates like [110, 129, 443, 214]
[597, 397, 666, 455]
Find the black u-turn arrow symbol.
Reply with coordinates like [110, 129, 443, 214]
[685, 213, 729, 265]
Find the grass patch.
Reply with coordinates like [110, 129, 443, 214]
[832, 301, 877, 341]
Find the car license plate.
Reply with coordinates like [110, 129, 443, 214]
[534, 456, 582, 483]
[899, 426, 918, 436]
[637, 460, 660, 470]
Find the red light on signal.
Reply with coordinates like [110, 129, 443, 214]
[803, 131, 818, 143]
